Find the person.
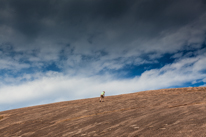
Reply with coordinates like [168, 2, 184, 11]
[100, 91, 105, 102]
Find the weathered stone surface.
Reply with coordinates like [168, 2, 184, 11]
[1, 87, 206, 137]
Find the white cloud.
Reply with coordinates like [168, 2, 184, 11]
[0, 58, 30, 70]
[199, 84, 206, 87]
[171, 52, 183, 59]
[1, 53, 206, 111]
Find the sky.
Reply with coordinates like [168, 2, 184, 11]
[0, 0, 206, 111]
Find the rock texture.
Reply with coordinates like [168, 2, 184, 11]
[1, 87, 206, 137]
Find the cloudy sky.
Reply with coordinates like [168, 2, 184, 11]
[0, 0, 206, 111]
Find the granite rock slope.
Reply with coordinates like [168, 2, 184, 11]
[0, 87, 206, 137]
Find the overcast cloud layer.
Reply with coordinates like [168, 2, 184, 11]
[0, 0, 206, 111]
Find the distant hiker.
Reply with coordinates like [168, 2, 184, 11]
[100, 91, 105, 102]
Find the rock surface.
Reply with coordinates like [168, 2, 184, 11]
[1, 87, 206, 137]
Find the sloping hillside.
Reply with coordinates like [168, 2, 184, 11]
[0, 87, 206, 137]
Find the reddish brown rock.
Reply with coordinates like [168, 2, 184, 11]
[1, 87, 206, 137]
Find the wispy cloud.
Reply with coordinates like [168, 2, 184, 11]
[0, 51, 205, 111]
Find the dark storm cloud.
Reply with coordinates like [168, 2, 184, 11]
[1, 0, 56, 38]
[132, 0, 206, 37]
[0, 0, 133, 39]
[0, 0, 206, 71]
[59, 0, 133, 19]
[1, 0, 205, 41]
